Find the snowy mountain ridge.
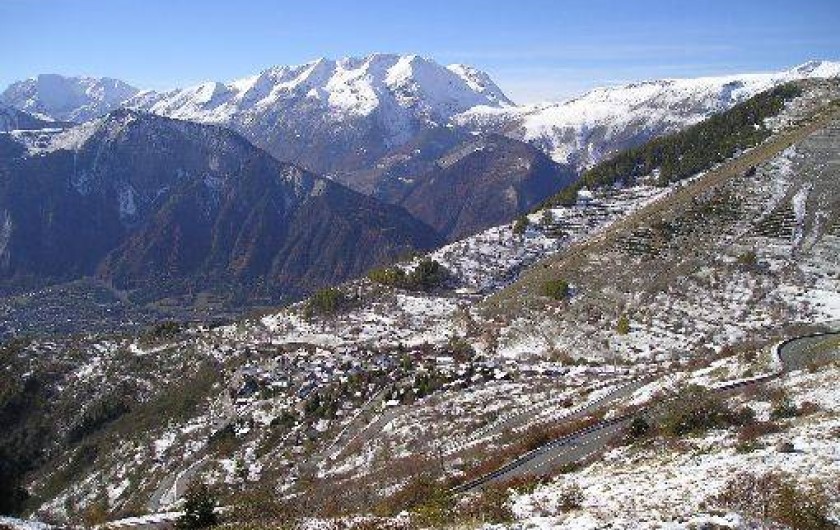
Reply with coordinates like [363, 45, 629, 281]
[126, 53, 512, 127]
[3, 58, 838, 182]
[457, 59, 840, 169]
[0, 74, 139, 122]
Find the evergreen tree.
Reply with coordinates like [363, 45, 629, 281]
[512, 215, 529, 235]
[541, 279, 570, 300]
[616, 315, 631, 335]
[176, 482, 218, 529]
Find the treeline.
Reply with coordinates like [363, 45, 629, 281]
[540, 83, 802, 208]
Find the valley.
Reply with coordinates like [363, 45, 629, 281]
[0, 73, 838, 529]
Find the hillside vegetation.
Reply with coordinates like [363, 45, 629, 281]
[542, 83, 803, 207]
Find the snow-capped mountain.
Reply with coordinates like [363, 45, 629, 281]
[3, 58, 838, 200]
[122, 54, 515, 192]
[129, 54, 511, 124]
[458, 60, 840, 170]
[0, 74, 139, 123]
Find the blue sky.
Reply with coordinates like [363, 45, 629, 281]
[2, 0, 838, 103]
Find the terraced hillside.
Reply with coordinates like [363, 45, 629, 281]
[485, 79, 840, 363]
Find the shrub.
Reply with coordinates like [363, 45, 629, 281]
[503, 475, 548, 495]
[207, 423, 237, 456]
[379, 473, 453, 526]
[770, 395, 801, 419]
[304, 287, 347, 317]
[556, 484, 584, 512]
[446, 335, 475, 361]
[460, 484, 514, 524]
[658, 385, 747, 436]
[616, 315, 631, 335]
[735, 440, 758, 453]
[228, 484, 298, 527]
[146, 321, 183, 340]
[512, 215, 529, 235]
[412, 259, 446, 290]
[368, 259, 448, 291]
[541, 279, 570, 300]
[776, 440, 796, 453]
[713, 472, 833, 530]
[67, 397, 131, 443]
[737, 420, 782, 445]
[176, 482, 218, 529]
[737, 250, 758, 269]
[522, 424, 555, 452]
[80, 498, 110, 527]
[798, 401, 821, 416]
[627, 416, 651, 440]
[367, 266, 408, 287]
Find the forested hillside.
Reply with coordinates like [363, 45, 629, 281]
[541, 83, 806, 207]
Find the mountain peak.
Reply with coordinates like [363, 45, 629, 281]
[116, 54, 513, 153]
[0, 73, 139, 122]
[788, 59, 840, 77]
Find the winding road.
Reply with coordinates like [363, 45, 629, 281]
[450, 330, 840, 493]
[101, 330, 839, 527]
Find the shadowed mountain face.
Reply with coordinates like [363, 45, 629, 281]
[0, 104, 71, 132]
[0, 110, 441, 301]
[399, 135, 576, 240]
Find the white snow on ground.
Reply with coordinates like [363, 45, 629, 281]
[508, 363, 840, 529]
[0, 516, 53, 530]
[153, 431, 177, 459]
[261, 290, 462, 349]
[432, 185, 668, 293]
[18, 83, 840, 524]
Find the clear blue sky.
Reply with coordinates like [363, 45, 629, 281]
[2, 0, 838, 103]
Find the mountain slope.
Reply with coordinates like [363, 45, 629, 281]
[0, 110, 440, 302]
[399, 134, 576, 240]
[458, 60, 840, 170]
[0, 104, 69, 132]
[2, 79, 839, 526]
[0, 74, 139, 122]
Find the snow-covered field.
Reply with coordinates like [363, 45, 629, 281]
[507, 363, 840, 529]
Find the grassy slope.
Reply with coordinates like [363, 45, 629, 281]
[484, 94, 840, 316]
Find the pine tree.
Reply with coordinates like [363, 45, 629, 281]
[176, 482, 218, 529]
[512, 215, 529, 235]
[616, 315, 631, 335]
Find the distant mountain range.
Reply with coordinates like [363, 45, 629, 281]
[0, 74, 139, 122]
[0, 56, 838, 310]
[456, 59, 840, 170]
[4, 57, 838, 179]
